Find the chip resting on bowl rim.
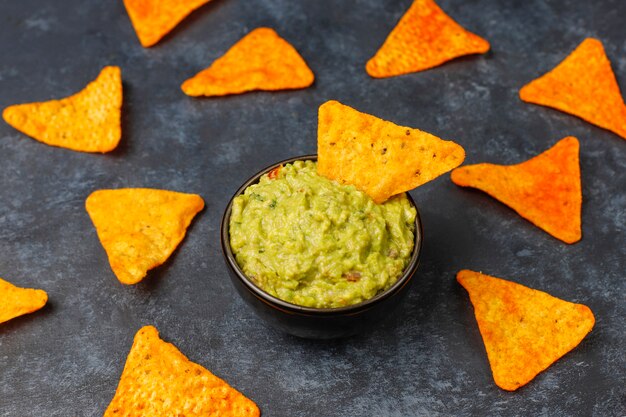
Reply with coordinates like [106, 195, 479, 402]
[317, 100, 465, 204]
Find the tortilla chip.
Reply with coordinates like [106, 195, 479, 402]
[457, 270, 595, 391]
[104, 326, 260, 417]
[366, 0, 490, 78]
[182, 27, 314, 97]
[2, 66, 122, 153]
[520, 38, 626, 140]
[85, 188, 204, 284]
[123, 0, 213, 47]
[451, 136, 581, 243]
[0, 277, 47, 324]
[317, 100, 465, 204]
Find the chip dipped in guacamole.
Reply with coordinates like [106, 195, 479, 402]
[229, 160, 416, 309]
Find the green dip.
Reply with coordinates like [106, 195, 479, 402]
[229, 160, 416, 308]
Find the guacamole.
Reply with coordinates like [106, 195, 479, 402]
[229, 160, 416, 309]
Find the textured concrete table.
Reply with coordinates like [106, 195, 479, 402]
[1, 0, 624, 416]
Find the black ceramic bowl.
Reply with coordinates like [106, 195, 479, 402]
[221, 155, 423, 339]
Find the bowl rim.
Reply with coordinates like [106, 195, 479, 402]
[220, 154, 423, 316]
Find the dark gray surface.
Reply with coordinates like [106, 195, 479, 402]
[0, 0, 625, 415]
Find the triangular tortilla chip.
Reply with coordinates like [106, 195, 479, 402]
[457, 270, 595, 391]
[123, 0, 213, 47]
[366, 0, 490, 78]
[182, 27, 314, 97]
[0, 277, 47, 324]
[520, 38, 626, 140]
[104, 326, 260, 416]
[317, 100, 465, 204]
[451, 136, 581, 243]
[85, 188, 204, 284]
[2, 66, 122, 153]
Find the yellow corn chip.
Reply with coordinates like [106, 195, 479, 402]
[520, 38, 626, 140]
[317, 100, 465, 204]
[451, 137, 581, 243]
[182, 27, 314, 97]
[457, 270, 595, 391]
[366, 0, 490, 78]
[105, 326, 260, 417]
[2, 66, 122, 153]
[85, 188, 204, 285]
[0, 277, 47, 324]
[124, 0, 213, 47]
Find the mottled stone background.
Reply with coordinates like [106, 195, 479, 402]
[0, 0, 624, 416]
